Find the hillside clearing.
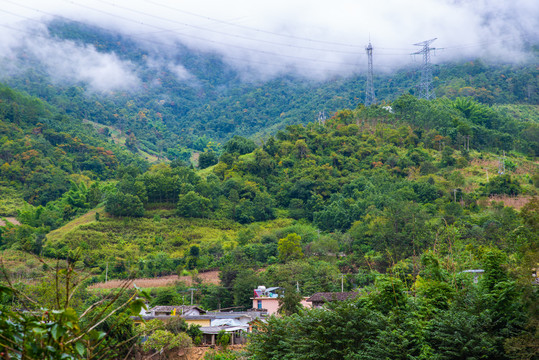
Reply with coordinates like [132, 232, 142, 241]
[88, 270, 220, 289]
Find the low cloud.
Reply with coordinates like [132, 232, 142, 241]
[0, 23, 140, 92]
[30, 38, 140, 92]
[0, 0, 536, 83]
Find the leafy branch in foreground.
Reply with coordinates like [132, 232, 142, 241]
[0, 252, 151, 359]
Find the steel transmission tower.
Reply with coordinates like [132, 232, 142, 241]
[365, 42, 376, 106]
[412, 38, 437, 99]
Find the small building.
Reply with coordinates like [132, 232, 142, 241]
[251, 286, 281, 315]
[306, 291, 360, 308]
[199, 326, 247, 346]
[131, 307, 267, 338]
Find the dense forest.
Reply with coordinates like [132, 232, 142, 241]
[0, 18, 538, 360]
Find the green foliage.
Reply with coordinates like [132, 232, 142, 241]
[216, 329, 231, 350]
[187, 324, 203, 345]
[483, 174, 522, 196]
[224, 135, 257, 155]
[164, 316, 189, 334]
[177, 191, 211, 218]
[231, 269, 261, 309]
[142, 329, 192, 352]
[0, 39, 537, 360]
[105, 191, 144, 217]
[204, 349, 244, 360]
[248, 301, 384, 360]
[248, 262, 535, 360]
[0, 256, 151, 359]
[277, 233, 303, 263]
[199, 151, 219, 169]
[277, 285, 303, 316]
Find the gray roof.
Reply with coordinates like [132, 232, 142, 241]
[151, 305, 206, 314]
[199, 326, 247, 335]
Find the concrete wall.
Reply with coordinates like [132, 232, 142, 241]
[184, 318, 211, 327]
[252, 298, 280, 315]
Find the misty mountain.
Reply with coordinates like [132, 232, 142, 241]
[0, 19, 537, 160]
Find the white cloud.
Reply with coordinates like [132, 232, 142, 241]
[0, 0, 536, 82]
[26, 36, 140, 92]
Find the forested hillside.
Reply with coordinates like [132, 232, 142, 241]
[1, 20, 537, 161]
[0, 17, 538, 360]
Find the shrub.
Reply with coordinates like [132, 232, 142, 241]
[142, 330, 192, 352]
[105, 192, 144, 217]
[483, 174, 521, 196]
[216, 329, 231, 350]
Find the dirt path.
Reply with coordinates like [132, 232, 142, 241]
[89, 270, 220, 289]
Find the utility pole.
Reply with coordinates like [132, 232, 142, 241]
[365, 41, 376, 106]
[411, 38, 437, 99]
[187, 288, 197, 305]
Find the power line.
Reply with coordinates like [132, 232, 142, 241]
[96, 0, 369, 55]
[0, 21, 361, 76]
[142, 0, 363, 49]
[60, 0, 369, 66]
[0, 1, 362, 68]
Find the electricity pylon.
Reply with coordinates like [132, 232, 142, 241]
[365, 42, 376, 106]
[412, 38, 437, 99]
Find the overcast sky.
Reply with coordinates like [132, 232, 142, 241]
[0, 0, 537, 90]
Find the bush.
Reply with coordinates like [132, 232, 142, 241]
[199, 151, 218, 169]
[177, 191, 211, 218]
[204, 349, 242, 360]
[165, 316, 188, 334]
[216, 329, 231, 350]
[105, 192, 144, 217]
[142, 330, 192, 352]
[483, 174, 521, 196]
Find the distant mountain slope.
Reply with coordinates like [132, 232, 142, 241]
[0, 83, 145, 207]
[0, 20, 537, 160]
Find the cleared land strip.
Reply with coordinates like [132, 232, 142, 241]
[88, 270, 220, 289]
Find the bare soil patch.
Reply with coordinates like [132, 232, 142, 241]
[89, 270, 220, 289]
[0, 217, 21, 226]
[486, 195, 533, 210]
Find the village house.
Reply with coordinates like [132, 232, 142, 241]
[251, 286, 281, 315]
[132, 306, 267, 345]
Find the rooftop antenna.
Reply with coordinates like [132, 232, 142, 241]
[411, 38, 437, 99]
[365, 37, 376, 106]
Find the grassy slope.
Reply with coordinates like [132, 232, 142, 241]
[0, 186, 27, 217]
[44, 207, 293, 264]
[46, 207, 104, 243]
